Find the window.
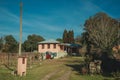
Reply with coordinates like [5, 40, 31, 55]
[60, 45, 63, 50]
[42, 44, 44, 49]
[48, 44, 50, 49]
[54, 44, 56, 49]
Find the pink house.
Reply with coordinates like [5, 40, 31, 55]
[38, 40, 81, 58]
[38, 39, 65, 53]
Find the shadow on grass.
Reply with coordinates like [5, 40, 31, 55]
[65, 64, 116, 80]
[100, 53, 120, 75]
[66, 54, 120, 78]
[65, 60, 84, 64]
[3, 64, 14, 71]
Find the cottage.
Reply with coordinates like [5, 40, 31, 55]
[38, 39, 65, 53]
[38, 39, 81, 58]
[38, 39, 67, 58]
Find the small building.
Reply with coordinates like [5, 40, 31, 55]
[38, 39, 66, 58]
[38, 39, 64, 53]
[38, 39, 81, 58]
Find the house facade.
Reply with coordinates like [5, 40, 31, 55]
[38, 39, 64, 53]
[38, 39, 81, 56]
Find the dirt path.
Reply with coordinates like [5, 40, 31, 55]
[57, 71, 71, 80]
[41, 69, 62, 80]
[41, 68, 72, 80]
[41, 59, 73, 80]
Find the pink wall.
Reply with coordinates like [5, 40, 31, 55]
[38, 43, 64, 53]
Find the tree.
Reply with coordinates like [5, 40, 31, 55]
[0, 37, 4, 51]
[3, 35, 18, 53]
[56, 38, 63, 43]
[84, 12, 120, 55]
[23, 34, 45, 52]
[71, 30, 74, 43]
[68, 30, 74, 43]
[80, 32, 89, 45]
[63, 29, 75, 43]
[75, 35, 81, 44]
[63, 29, 68, 43]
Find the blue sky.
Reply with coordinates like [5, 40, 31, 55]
[0, 0, 120, 41]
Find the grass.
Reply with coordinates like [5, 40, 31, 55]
[0, 56, 115, 80]
[70, 72, 106, 80]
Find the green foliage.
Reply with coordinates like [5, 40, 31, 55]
[23, 34, 45, 52]
[63, 29, 74, 43]
[56, 38, 63, 43]
[63, 29, 68, 43]
[75, 35, 81, 44]
[111, 71, 120, 78]
[0, 37, 4, 51]
[2, 35, 18, 53]
[80, 32, 90, 45]
[80, 32, 92, 54]
[84, 55, 92, 64]
[118, 49, 120, 54]
[84, 12, 120, 54]
[68, 30, 74, 43]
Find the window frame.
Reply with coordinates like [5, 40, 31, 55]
[48, 44, 50, 49]
[42, 44, 44, 49]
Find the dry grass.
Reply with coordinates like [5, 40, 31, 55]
[0, 56, 114, 80]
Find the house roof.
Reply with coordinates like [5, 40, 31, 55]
[60, 43, 82, 48]
[38, 39, 60, 44]
[38, 40, 81, 47]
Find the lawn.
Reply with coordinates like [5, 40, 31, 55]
[0, 56, 114, 80]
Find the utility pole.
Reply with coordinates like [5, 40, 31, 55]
[19, 1, 22, 56]
[17, 1, 27, 76]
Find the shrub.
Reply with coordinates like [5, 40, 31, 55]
[111, 71, 120, 79]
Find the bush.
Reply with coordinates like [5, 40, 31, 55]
[111, 71, 120, 79]
[81, 66, 88, 75]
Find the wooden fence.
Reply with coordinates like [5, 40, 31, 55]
[0, 52, 42, 69]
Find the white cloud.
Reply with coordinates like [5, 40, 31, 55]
[0, 0, 103, 40]
[22, 14, 64, 32]
[0, 7, 19, 22]
[0, 7, 65, 40]
[82, 1, 102, 12]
